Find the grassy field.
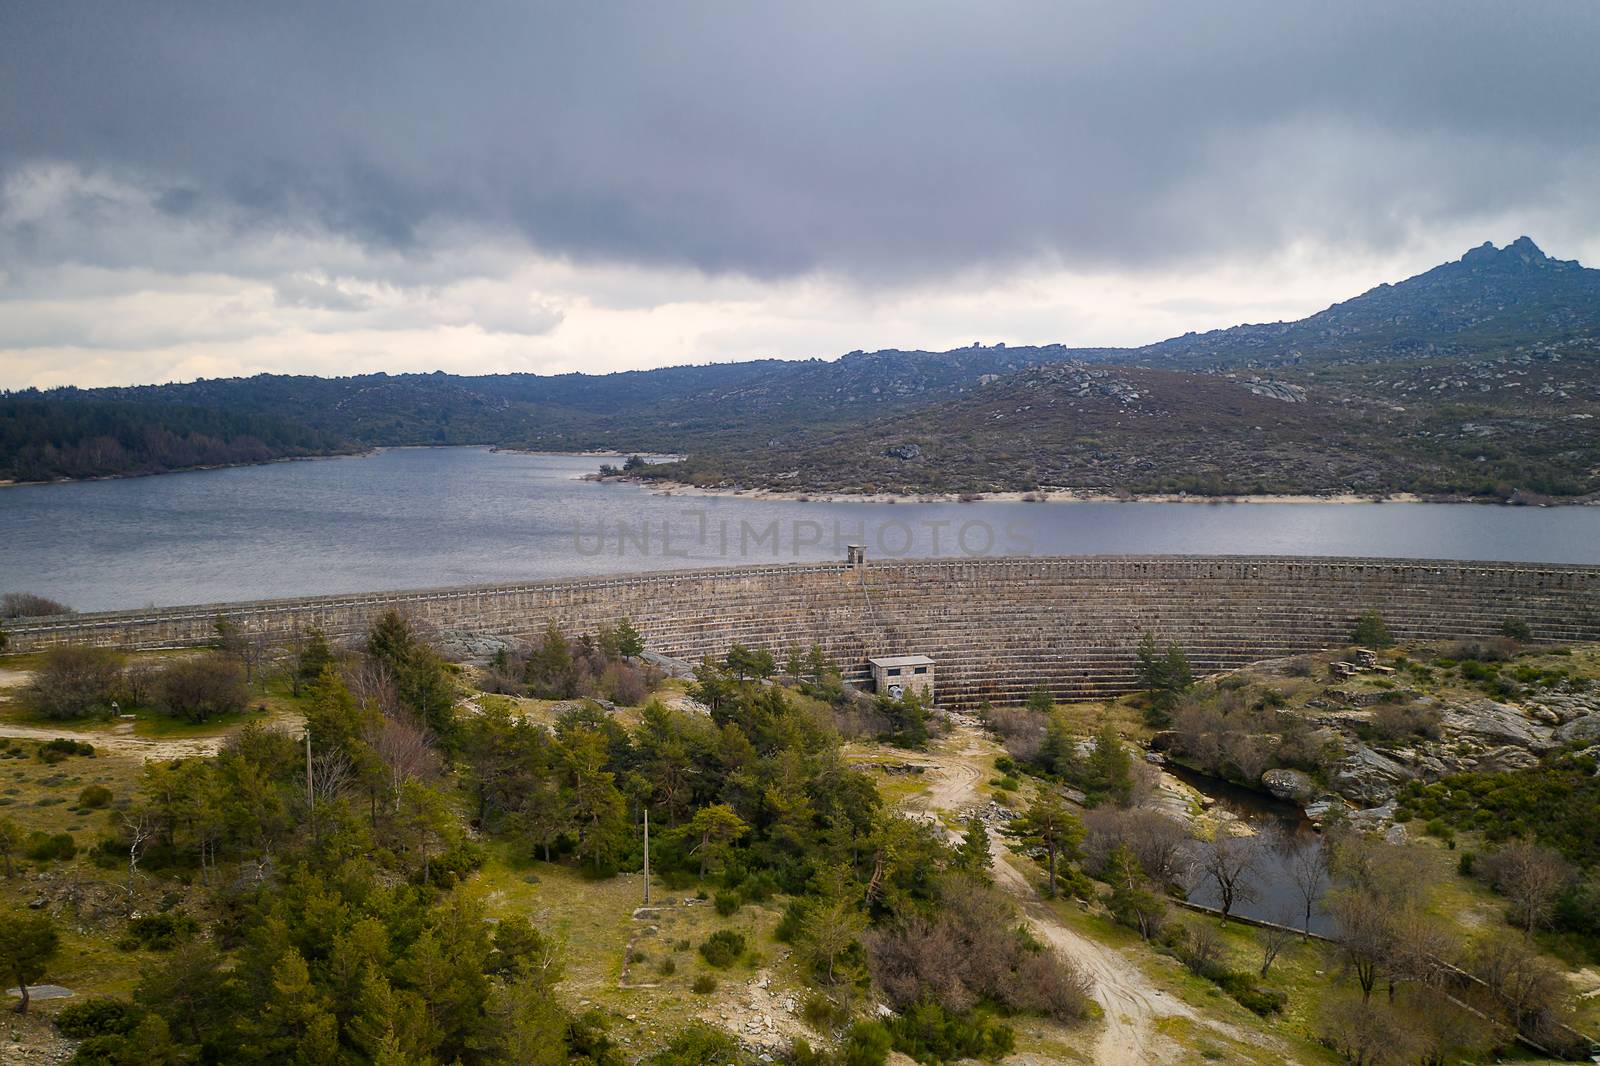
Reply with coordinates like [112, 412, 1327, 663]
[471, 846, 818, 1057]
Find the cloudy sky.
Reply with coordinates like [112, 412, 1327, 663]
[3, 2, 1599, 389]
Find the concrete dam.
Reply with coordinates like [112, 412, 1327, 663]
[7, 555, 1600, 706]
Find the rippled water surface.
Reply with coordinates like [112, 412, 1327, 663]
[3, 447, 1598, 611]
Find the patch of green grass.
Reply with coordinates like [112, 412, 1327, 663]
[468, 842, 810, 1055]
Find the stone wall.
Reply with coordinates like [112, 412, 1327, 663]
[7, 556, 1599, 707]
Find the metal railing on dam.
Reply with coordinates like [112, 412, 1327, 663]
[7, 555, 1599, 706]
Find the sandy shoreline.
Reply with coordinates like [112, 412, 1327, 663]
[615, 478, 1593, 506]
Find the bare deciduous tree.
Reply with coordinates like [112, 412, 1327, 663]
[311, 748, 354, 806]
[1285, 832, 1330, 938]
[366, 714, 441, 812]
[1480, 840, 1573, 937]
[1470, 931, 1572, 1038]
[1328, 888, 1389, 1002]
[1258, 915, 1297, 977]
[1192, 831, 1259, 923]
[345, 657, 402, 719]
[122, 811, 157, 877]
[1084, 808, 1192, 888]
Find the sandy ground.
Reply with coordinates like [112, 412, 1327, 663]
[623, 478, 1473, 506]
[0, 718, 237, 760]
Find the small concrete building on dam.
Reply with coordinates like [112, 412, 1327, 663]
[869, 654, 934, 701]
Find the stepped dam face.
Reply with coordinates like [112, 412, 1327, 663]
[7, 556, 1600, 706]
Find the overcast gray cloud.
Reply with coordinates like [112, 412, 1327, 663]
[2, 1, 1599, 386]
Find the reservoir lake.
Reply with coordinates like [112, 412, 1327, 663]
[3, 446, 1599, 612]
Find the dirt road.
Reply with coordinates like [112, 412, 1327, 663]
[908, 718, 1205, 1066]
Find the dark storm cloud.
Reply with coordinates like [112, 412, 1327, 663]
[4, 1, 1599, 281]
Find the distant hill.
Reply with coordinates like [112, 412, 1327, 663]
[4, 237, 1595, 493]
[1128, 236, 1600, 368]
[0, 397, 356, 483]
[11, 345, 1082, 463]
[641, 358, 1600, 499]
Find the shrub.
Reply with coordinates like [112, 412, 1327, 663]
[739, 870, 779, 903]
[1499, 618, 1532, 641]
[698, 929, 746, 968]
[775, 899, 806, 943]
[21, 646, 122, 720]
[153, 655, 248, 723]
[840, 1021, 893, 1066]
[54, 997, 142, 1038]
[800, 990, 851, 1030]
[866, 878, 1093, 1023]
[656, 956, 676, 976]
[690, 973, 717, 993]
[37, 738, 95, 763]
[713, 891, 741, 917]
[24, 831, 76, 861]
[1350, 612, 1391, 649]
[649, 1022, 741, 1066]
[1213, 971, 1287, 1016]
[77, 785, 113, 809]
[887, 1001, 1014, 1064]
[1368, 702, 1442, 743]
[118, 910, 198, 951]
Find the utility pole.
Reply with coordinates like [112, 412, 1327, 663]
[643, 808, 651, 905]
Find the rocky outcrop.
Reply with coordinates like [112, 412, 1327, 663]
[1439, 697, 1554, 750]
[1239, 377, 1308, 404]
[1332, 745, 1414, 806]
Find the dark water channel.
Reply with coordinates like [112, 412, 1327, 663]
[1166, 763, 1334, 936]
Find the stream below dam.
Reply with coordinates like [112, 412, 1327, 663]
[1167, 764, 1335, 936]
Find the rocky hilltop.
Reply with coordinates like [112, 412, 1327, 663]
[1134, 236, 1600, 369]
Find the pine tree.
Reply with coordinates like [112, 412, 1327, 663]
[1104, 845, 1165, 940]
[1163, 643, 1193, 693]
[1007, 793, 1084, 898]
[366, 610, 416, 671]
[614, 617, 645, 658]
[955, 815, 992, 881]
[296, 628, 336, 693]
[1084, 722, 1134, 807]
[684, 803, 748, 877]
[1024, 682, 1054, 714]
[243, 949, 340, 1063]
[0, 907, 59, 1013]
[1134, 630, 1166, 694]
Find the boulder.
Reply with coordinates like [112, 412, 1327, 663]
[1555, 713, 1600, 744]
[1332, 745, 1414, 806]
[1346, 800, 1398, 832]
[1304, 798, 1341, 822]
[1260, 767, 1316, 804]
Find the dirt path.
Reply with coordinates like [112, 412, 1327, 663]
[0, 718, 233, 760]
[908, 718, 1202, 1066]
